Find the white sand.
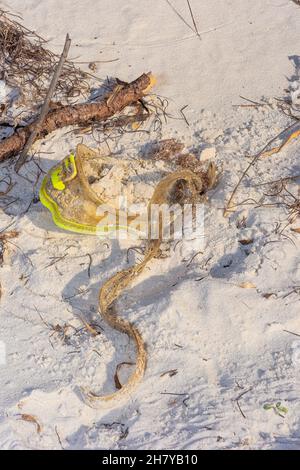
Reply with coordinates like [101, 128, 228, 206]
[0, 0, 300, 449]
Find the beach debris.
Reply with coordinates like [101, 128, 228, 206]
[37, 310, 77, 347]
[263, 402, 288, 418]
[0, 9, 90, 112]
[19, 413, 42, 434]
[200, 146, 216, 161]
[0, 9, 156, 169]
[0, 73, 153, 164]
[15, 34, 71, 172]
[40, 142, 217, 405]
[238, 238, 253, 245]
[0, 229, 18, 265]
[224, 123, 300, 216]
[239, 281, 256, 289]
[78, 316, 100, 337]
[160, 369, 178, 378]
[235, 387, 253, 419]
[55, 426, 64, 449]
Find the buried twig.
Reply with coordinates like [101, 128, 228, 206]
[37, 309, 77, 347]
[253, 174, 300, 187]
[160, 391, 190, 407]
[97, 422, 129, 440]
[256, 179, 300, 227]
[283, 329, 300, 338]
[92, 349, 102, 358]
[43, 253, 68, 270]
[235, 387, 252, 419]
[180, 105, 189, 126]
[86, 253, 92, 278]
[160, 369, 178, 378]
[0, 73, 152, 163]
[55, 426, 64, 450]
[14, 34, 71, 172]
[233, 95, 266, 108]
[282, 285, 300, 299]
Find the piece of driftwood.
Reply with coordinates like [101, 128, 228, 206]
[0, 73, 151, 163]
[14, 34, 71, 172]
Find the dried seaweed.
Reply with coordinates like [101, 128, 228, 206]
[0, 9, 93, 117]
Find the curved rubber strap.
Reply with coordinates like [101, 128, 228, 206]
[40, 173, 142, 237]
[75, 144, 105, 205]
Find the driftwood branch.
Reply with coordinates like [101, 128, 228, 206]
[14, 33, 71, 172]
[0, 73, 151, 164]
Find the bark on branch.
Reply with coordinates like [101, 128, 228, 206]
[0, 73, 151, 163]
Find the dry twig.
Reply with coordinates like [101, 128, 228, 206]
[235, 388, 252, 419]
[186, 0, 201, 39]
[0, 9, 91, 111]
[15, 34, 71, 172]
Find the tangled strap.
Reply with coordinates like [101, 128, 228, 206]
[85, 168, 210, 406]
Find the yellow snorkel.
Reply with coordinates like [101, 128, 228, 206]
[39, 145, 143, 237]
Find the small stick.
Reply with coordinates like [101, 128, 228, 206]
[253, 174, 300, 187]
[283, 329, 300, 338]
[236, 399, 246, 419]
[160, 391, 190, 407]
[235, 388, 252, 419]
[180, 105, 189, 126]
[86, 253, 92, 278]
[239, 95, 265, 107]
[55, 426, 64, 450]
[187, 0, 201, 39]
[160, 369, 178, 377]
[166, 0, 196, 35]
[14, 34, 71, 172]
